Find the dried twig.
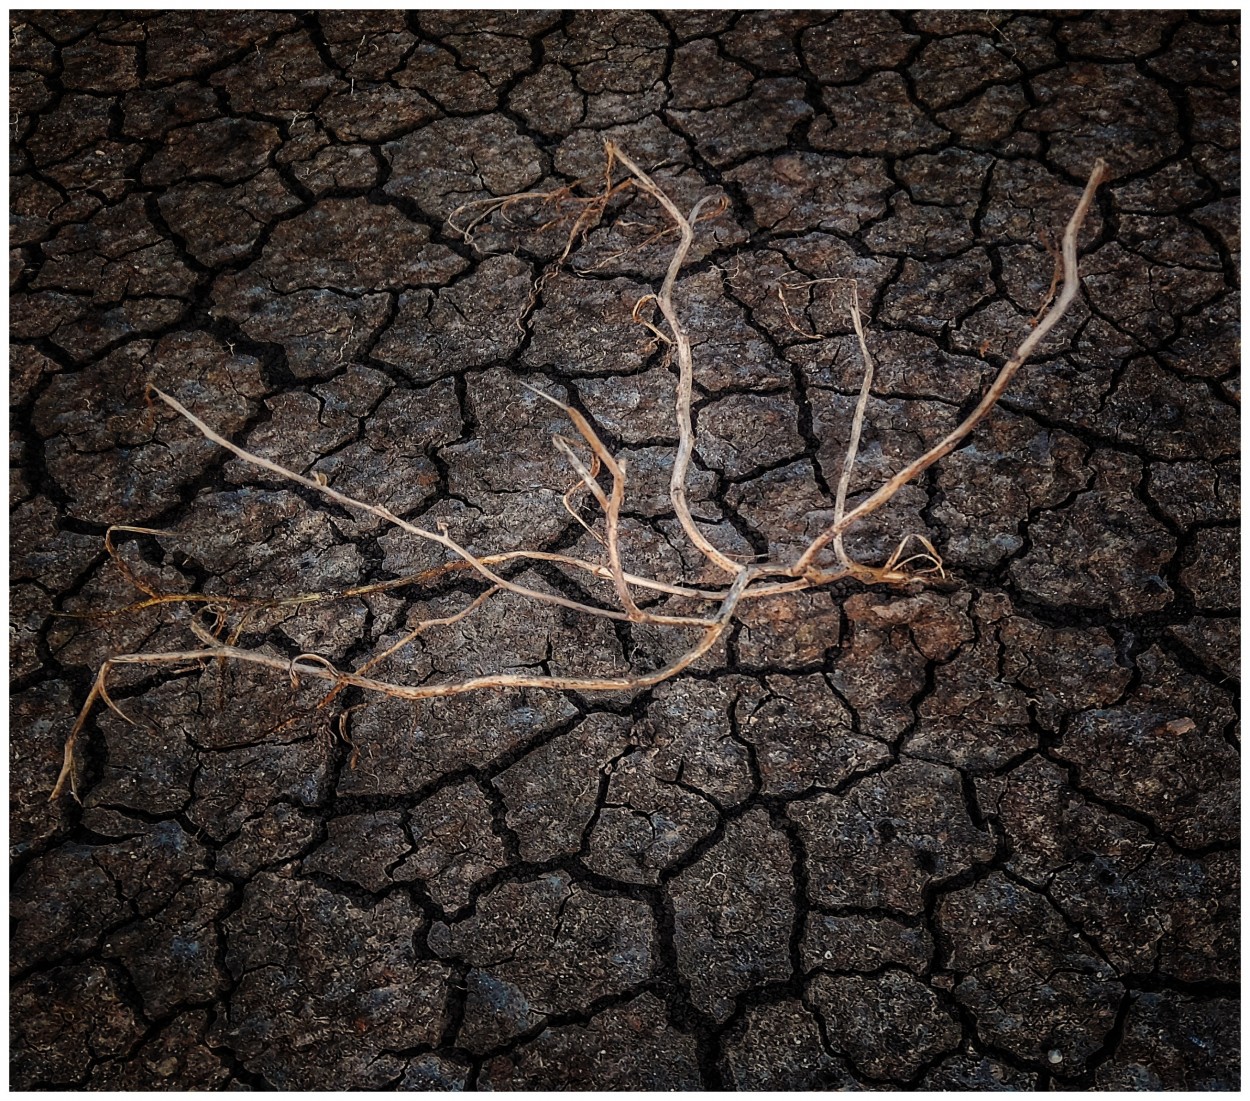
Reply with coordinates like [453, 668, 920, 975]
[791, 158, 1109, 578]
[833, 281, 878, 577]
[51, 148, 1107, 800]
[606, 143, 745, 577]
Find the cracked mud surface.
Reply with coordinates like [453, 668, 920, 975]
[10, 9, 1239, 1090]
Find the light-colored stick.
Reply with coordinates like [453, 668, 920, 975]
[832, 282, 876, 573]
[522, 382, 648, 624]
[51, 569, 752, 801]
[53, 151, 1107, 800]
[148, 386, 715, 630]
[606, 142, 744, 577]
[791, 157, 1108, 576]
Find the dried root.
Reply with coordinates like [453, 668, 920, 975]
[50, 147, 1109, 800]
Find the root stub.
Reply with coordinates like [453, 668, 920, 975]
[51, 147, 1108, 801]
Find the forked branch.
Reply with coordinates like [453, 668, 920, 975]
[792, 158, 1108, 577]
[51, 150, 1107, 800]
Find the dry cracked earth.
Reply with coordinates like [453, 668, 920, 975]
[9, 9, 1241, 1092]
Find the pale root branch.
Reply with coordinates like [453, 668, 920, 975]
[835, 281, 877, 575]
[52, 148, 1108, 800]
[790, 157, 1109, 576]
[605, 142, 745, 577]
